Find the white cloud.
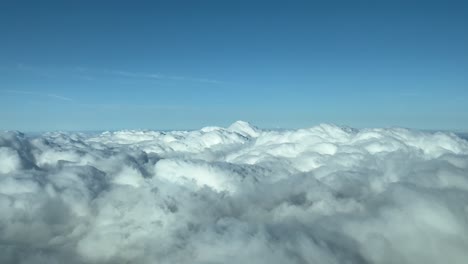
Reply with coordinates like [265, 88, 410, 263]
[1, 121, 468, 263]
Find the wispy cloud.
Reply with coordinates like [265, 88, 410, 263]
[1, 89, 192, 110]
[15, 64, 224, 84]
[98, 69, 223, 84]
[3, 89, 37, 96]
[1, 89, 73, 102]
[76, 102, 197, 111]
[47, 93, 73, 101]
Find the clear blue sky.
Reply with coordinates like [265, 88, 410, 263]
[1, 0, 467, 131]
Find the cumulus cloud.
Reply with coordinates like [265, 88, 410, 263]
[1, 121, 468, 263]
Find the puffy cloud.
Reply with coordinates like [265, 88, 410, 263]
[1, 121, 468, 263]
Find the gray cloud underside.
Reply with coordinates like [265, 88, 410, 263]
[1, 121, 468, 264]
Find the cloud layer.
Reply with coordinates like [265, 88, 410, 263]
[1, 121, 468, 264]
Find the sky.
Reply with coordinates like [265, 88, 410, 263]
[0, 0, 467, 131]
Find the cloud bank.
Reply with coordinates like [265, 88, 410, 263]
[1, 121, 468, 263]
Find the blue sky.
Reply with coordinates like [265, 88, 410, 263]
[1, 0, 467, 131]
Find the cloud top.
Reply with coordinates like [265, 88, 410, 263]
[1, 122, 468, 263]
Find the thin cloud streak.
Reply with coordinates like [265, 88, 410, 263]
[100, 69, 224, 84]
[2, 89, 193, 111]
[76, 102, 197, 111]
[47, 93, 73, 101]
[15, 64, 224, 84]
[1, 89, 73, 102]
